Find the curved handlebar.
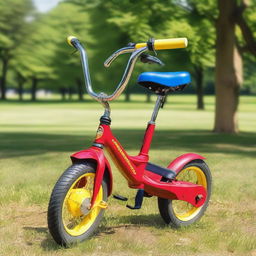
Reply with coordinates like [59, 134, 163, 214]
[67, 36, 188, 105]
[67, 36, 147, 103]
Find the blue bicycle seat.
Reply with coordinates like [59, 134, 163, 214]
[138, 71, 191, 93]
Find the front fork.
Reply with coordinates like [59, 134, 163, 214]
[71, 146, 113, 209]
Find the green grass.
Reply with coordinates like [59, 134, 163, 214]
[0, 95, 256, 256]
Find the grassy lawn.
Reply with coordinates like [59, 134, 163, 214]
[0, 94, 255, 256]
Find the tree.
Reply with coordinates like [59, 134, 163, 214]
[0, 0, 34, 100]
[48, 2, 96, 101]
[174, 0, 256, 132]
[13, 15, 56, 101]
[214, 0, 256, 133]
[214, 0, 241, 133]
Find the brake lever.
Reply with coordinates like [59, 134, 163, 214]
[140, 54, 165, 66]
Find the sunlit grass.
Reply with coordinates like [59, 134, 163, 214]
[0, 95, 255, 255]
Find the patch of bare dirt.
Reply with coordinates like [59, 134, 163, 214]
[6, 203, 47, 227]
[99, 223, 156, 245]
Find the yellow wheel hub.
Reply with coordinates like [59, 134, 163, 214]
[173, 166, 207, 221]
[62, 173, 105, 237]
[66, 189, 91, 217]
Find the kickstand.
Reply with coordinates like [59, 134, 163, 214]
[126, 189, 144, 210]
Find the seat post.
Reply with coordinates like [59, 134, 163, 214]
[149, 95, 166, 124]
[139, 95, 166, 156]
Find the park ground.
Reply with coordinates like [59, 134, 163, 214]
[0, 95, 255, 256]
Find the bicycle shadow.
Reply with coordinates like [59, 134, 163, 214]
[23, 214, 166, 251]
[23, 226, 61, 250]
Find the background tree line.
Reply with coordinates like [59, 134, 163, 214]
[0, 0, 256, 133]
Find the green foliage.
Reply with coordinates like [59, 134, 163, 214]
[185, 0, 218, 19]
[243, 53, 256, 93]
[0, 0, 34, 50]
[105, 0, 174, 41]
[11, 2, 92, 92]
[39, 2, 92, 89]
[0, 0, 34, 97]
[11, 17, 55, 91]
[235, 1, 256, 93]
[1, 0, 256, 97]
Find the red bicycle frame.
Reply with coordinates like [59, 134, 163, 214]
[71, 121, 207, 209]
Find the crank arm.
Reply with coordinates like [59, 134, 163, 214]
[126, 189, 144, 210]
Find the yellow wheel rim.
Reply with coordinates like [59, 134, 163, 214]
[62, 173, 103, 236]
[172, 166, 207, 221]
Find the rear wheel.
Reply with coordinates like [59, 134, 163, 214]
[48, 162, 108, 246]
[158, 160, 211, 228]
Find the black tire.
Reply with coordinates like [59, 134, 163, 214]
[47, 162, 108, 246]
[158, 160, 212, 228]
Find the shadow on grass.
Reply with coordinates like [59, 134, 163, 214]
[98, 214, 165, 234]
[24, 226, 48, 233]
[23, 226, 64, 250]
[23, 214, 165, 251]
[1, 129, 256, 159]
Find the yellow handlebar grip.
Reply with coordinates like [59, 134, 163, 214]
[67, 35, 77, 46]
[135, 38, 188, 50]
[154, 38, 188, 50]
[135, 42, 147, 49]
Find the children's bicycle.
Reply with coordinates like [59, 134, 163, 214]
[47, 36, 212, 246]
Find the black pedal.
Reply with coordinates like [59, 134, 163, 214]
[113, 194, 128, 201]
[126, 189, 144, 210]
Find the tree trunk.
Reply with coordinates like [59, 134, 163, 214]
[214, 0, 243, 133]
[18, 82, 24, 101]
[68, 87, 73, 100]
[194, 65, 204, 110]
[17, 72, 25, 101]
[31, 77, 38, 101]
[0, 57, 9, 100]
[76, 78, 83, 101]
[60, 88, 66, 101]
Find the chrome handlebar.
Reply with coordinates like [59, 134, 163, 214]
[69, 37, 147, 103]
[103, 46, 134, 68]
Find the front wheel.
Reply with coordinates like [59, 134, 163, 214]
[47, 162, 108, 246]
[158, 160, 212, 228]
